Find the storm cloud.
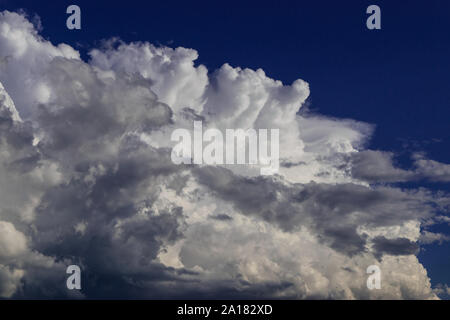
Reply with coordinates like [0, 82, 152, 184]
[0, 10, 448, 299]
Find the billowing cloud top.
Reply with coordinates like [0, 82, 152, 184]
[0, 10, 449, 299]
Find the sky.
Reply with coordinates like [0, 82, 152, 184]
[0, 0, 449, 299]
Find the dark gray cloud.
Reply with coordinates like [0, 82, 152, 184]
[209, 214, 233, 221]
[372, 237, 419, 260]
[349, 150, 450, 184]
[350, 150, 414, 183]
[194, 166, 441, 256]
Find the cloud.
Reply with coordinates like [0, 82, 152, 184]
[350, 150, 414, 183]
[413, 153, 450, 182]
[0, 10, 448, 299]
[371, 236, 419, 260]
[0, 11, 80, 118]
[433, 283, 450, 298]
[348, 150, 450, 184]
[419, 231, 450, 245]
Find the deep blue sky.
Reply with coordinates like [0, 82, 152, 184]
[2, 0, 450, 293]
